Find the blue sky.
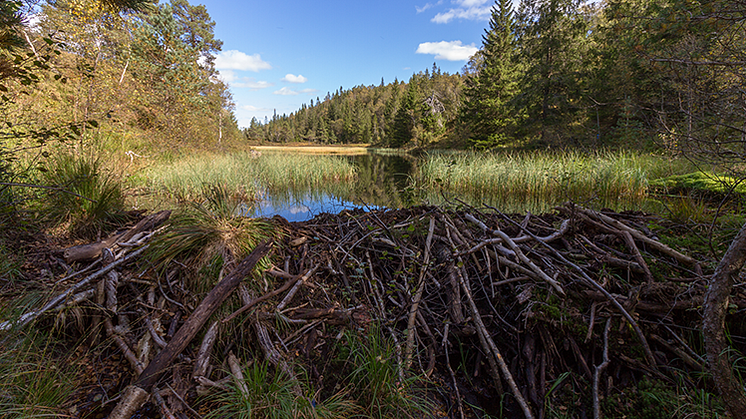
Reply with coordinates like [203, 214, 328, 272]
[195, 0, 497, 128]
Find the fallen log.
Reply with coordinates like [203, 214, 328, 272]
[109, 240, 272, 419]
[63, 210, 171, 263]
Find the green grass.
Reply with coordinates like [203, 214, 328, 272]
[339, 327, 433, 419]
[40, 151, 126, 238]
[415, 150, 697, 213]
[0, 294, 78, 419]
[136, 151, 358, 203]
[206, 360, 356, 419]
[146, 183, 277, 295]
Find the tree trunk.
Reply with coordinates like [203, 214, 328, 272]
[703, 222, 746, 419]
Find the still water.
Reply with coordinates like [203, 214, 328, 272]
[245, 150, 417, 222]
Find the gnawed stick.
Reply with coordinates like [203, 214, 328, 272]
[496, 209, 658, 369]
[578, 207, 699, 269]
[405, 216, 435, 370]
[63, 210, 171, 263]
[0, 245, 148, 332]
[620, 230, 654, 283]
[593, 318, 611, 419]
[193, 321, 220, 379]
[227, 352, 250, 398]
[492, 229, 566, 297]
[253, 319, 303, 397]
[444, 221, 533, 419]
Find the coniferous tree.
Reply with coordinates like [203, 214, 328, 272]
[460, 0, 520, 149]
[516, 0, 591, 145]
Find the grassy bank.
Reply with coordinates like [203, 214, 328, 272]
[416, 150, 698, 213]
[134, 150, 358, 203]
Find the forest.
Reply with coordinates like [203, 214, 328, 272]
[256, 0, 746, 171]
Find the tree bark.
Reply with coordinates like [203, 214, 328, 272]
[703, 222, 746, 419]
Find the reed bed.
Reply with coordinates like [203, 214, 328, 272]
[416, 150, 696, 213]
[140, 151, 358, 202]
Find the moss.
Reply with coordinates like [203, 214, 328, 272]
[651, 171, 746, 196]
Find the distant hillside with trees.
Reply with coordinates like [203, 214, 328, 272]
[255, 0, 744, 155]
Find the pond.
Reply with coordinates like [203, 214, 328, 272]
[246, 149, 418, 221]
[241, 147, 665, 222]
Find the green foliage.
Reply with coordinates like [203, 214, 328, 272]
[460, 0, 521, 149]
[0, 328, 77, 418]
[207, 360, 356, 419]
[40, 151, 125, 237]
[147, 183, 276, 294]
[339, 327, 432, 419]
[416, 149, 682, 213]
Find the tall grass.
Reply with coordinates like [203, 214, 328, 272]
[147, 183, 277, 296]
[138, 151, 358, 203]
[0, 294, 78, 418]
[416, 150, 696, 213]
[40, 152, 125, 237]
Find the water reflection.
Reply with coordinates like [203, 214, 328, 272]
[243, 150, 412, 221]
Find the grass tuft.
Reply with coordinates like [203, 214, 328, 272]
[339, 327, 433, 419]
[206, 360, 356, 419]
[40, 152, 125, 238]
[147, 183, 277, 295]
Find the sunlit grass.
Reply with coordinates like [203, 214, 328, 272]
[137, 151, 358, 203]
[415, 150, 697, 213]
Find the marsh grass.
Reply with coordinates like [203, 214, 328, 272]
[339, 327, 433, 419]
[139, 151, 358, 204]
[417, 150, 696, 213]
[40, 152, 125, 238]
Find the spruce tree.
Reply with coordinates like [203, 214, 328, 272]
[460, 0, 520, 149]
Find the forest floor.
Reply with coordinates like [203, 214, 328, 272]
[2, 202, 742, 418]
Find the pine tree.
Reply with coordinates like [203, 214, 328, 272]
[460, 0, 520, 149]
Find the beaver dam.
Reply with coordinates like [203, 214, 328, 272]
[3, 203, 742, 418]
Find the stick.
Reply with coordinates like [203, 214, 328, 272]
[405, 216, 435, 370]
[620, 230, 654, 283]
[222, 265, 317, 323]
[444, 220, 533, 419]
[593, 318, 611, 419]
[495, 209, 658, 368]
[492, 229, 565, 296]
[110, 241, 272, 418]
[193, 321, 219, 379]
[0, 245, 148, 332]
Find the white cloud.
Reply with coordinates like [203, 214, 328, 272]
[218, 71, 273, 90]
[215, 50, 272, 72]
[282, 74, 308, 83]
[274, 87, 300, 96]
[432, 0, 492, 23]
[217, 69, 237, 83]
[416, 41, 478, 61]
[235, 80, 273, 90]
[416, 1, 443, 13]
